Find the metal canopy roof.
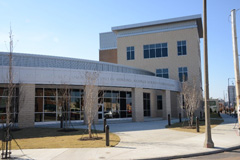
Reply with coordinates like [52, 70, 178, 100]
[112, 14, 203, 38]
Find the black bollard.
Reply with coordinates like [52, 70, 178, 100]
[103, 118, 106, 132]
[179, 113, 182, 123]
[168, 114, 171, 126]
[196, 117, 199, 132]
[105, 125, 109, 146]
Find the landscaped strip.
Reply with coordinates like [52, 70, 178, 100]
[0, 128, 120, 149]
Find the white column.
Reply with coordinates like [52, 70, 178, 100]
[132, 88, 144, 122]
[18, 84, 35, 128]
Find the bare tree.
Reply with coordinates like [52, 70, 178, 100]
[57, 84, 71, 130]
[2, 27, 16, 159]
[179, 78, 201, 127]
[83, 71, 99, 138]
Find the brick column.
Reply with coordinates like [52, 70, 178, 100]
[163, 90, 171, 120]
[18, 84, 35, 128]
[132, 88, 144, 122]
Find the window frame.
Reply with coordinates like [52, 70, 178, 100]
[144, 43, 168, 59]
[156, 68, 169, 78]
[178, 67, 188, 82]
[127, 46, 135, 60]
[177, 40, 187, 56]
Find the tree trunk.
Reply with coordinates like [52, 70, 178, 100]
[88, 123, 92, 138]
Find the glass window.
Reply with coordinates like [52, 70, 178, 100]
[44, 97, 56, 112]
[45, 88, 56, 96]
[156, 68, 168, 78]
[144, 43, 168, 59]
[177, 40, 187, 56]
[127, 46, 135, 60]
[36, 88, 43, 96]
[0, 88, 8, 96]
[35, 97, 43, 112]
[157, 95, 163, 110]
[178, 67, 188, 82]
[143, 93, 150, 117]
[71, 89, 80, 97]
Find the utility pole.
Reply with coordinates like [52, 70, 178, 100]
[203, 0, 214, 148]
[231, 9, 240, 136]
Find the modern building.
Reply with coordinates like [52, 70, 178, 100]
[0, 14, 203, 128]
[100, 14, 203, 116]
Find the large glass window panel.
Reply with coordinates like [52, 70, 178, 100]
[0, 97, 7, 113]
[162, 48, 168, 57]
[157, 95, 163, 110]
[70, 112, 80, 120]
[35, 97, 43, 112]
[120, 111, 126, 118]
[104, 98, 111, 112]
[126, 99, 132, 117]
[127, 51, 131, 60]
[44, 97, 56, 112]
[150, 49, 155, 58]
[120, 91, 126, 98]
[35, 113, 43, 122]
[126, 92, 131, 98]
[131, 51, 134, 60]
[70, 97, 80, 111]
[36, 88, 43, 96]
[104, 90, 112, 98]
[98, 90, 104, 98]
[45, 88, 56, 96]
[156, 48, 161, 57]
[144, 50, 149, 59]
[71, 89, 80, 97]
[0, 88, 8, 96]
[44, 113, 56, 121]
[112, 91, 119, 99]
[120, 98, 126, 110]
[80, 112, 84, 120]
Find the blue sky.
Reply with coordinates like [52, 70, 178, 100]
[0, 0, 239, 100]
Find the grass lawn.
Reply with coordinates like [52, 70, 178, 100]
[0, 128, 120, 149]
[166, 113, 223, 133]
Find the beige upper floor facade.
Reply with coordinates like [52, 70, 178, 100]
[99, 15, 203, 86]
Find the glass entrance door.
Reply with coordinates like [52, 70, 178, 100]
[98, 104, 104, 119]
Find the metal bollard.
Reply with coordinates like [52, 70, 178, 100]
[179, 113, 182, 123]
[105, 125, 109, 146]
[103, 118, 106, 132]
[168, 114, 171, 126]
[196, 117, 199, 132]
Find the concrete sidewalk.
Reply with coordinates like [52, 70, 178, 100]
[10, 114, 240, 160]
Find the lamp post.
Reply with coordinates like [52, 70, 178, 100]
[203, 0, 214, 148]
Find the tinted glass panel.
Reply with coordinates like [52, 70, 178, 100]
[44, 97, 56, 112]
[156, 49, 161, 57]
[144, 50, 149, 58]
[162, 48, 168, 57]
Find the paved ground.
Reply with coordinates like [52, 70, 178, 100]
[9, 114, 240, 160]
[176, 148, 240, 160]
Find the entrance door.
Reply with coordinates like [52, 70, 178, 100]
[98, 104, 104, 119]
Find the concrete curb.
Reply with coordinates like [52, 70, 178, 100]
[141, 145, 240, 160]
